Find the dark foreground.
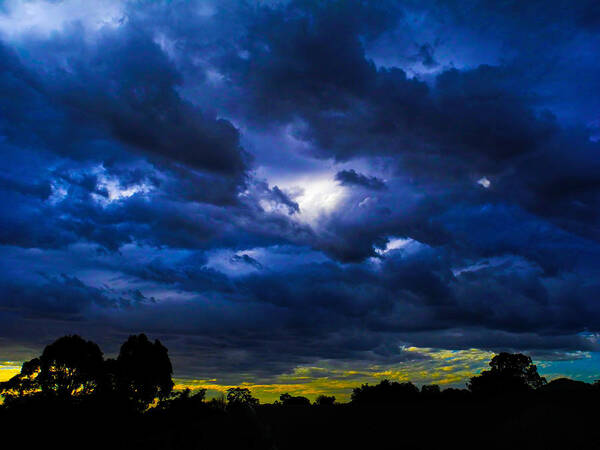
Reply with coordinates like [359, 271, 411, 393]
[1, 389, 599, 450]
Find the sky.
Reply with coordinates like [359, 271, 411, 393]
[0, 0, 599, 402]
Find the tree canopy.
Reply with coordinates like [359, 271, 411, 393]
[351, 380, 420, 405]
[227, 387, 259, 408]
[37, 335, 105, 398]
[280, 393, 311, 406]
[314, 395, 336, 406]
[114, 333, 174, 410]
[0, 333, 173, 410]
[468, 352, 546, 395]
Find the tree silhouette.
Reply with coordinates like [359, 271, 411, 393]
[227, 387, 259, 408]
[5, 337, 600, 450]
[156, 388, 207, 414]
[468, 352, 546, 395]
[0, 358, 42, 402]
[37, 335, 105, 398]
[0, 335, 104, 401]
[314, 394, 336, 406]
[280, 393, 311, 406]
[421, 384, 441, 397]
[114, 333, 174, 410]
[351, 380, 419, 405]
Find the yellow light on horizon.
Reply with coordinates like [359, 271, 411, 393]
[0, 361, 22, 382]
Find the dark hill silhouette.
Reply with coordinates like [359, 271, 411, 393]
[538, 377, 591, 393]
[2, 335, 600, 450]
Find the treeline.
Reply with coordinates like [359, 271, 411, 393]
[0, 334, 173, 411]
[2, 335, 600, 450]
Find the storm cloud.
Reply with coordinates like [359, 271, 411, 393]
[0, 0, 599, 390]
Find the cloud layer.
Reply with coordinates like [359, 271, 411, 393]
[0, 0, 599, 394]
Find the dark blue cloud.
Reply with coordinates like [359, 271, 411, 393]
[335, 170, 387, 191]
[0, 0, 599, 384]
